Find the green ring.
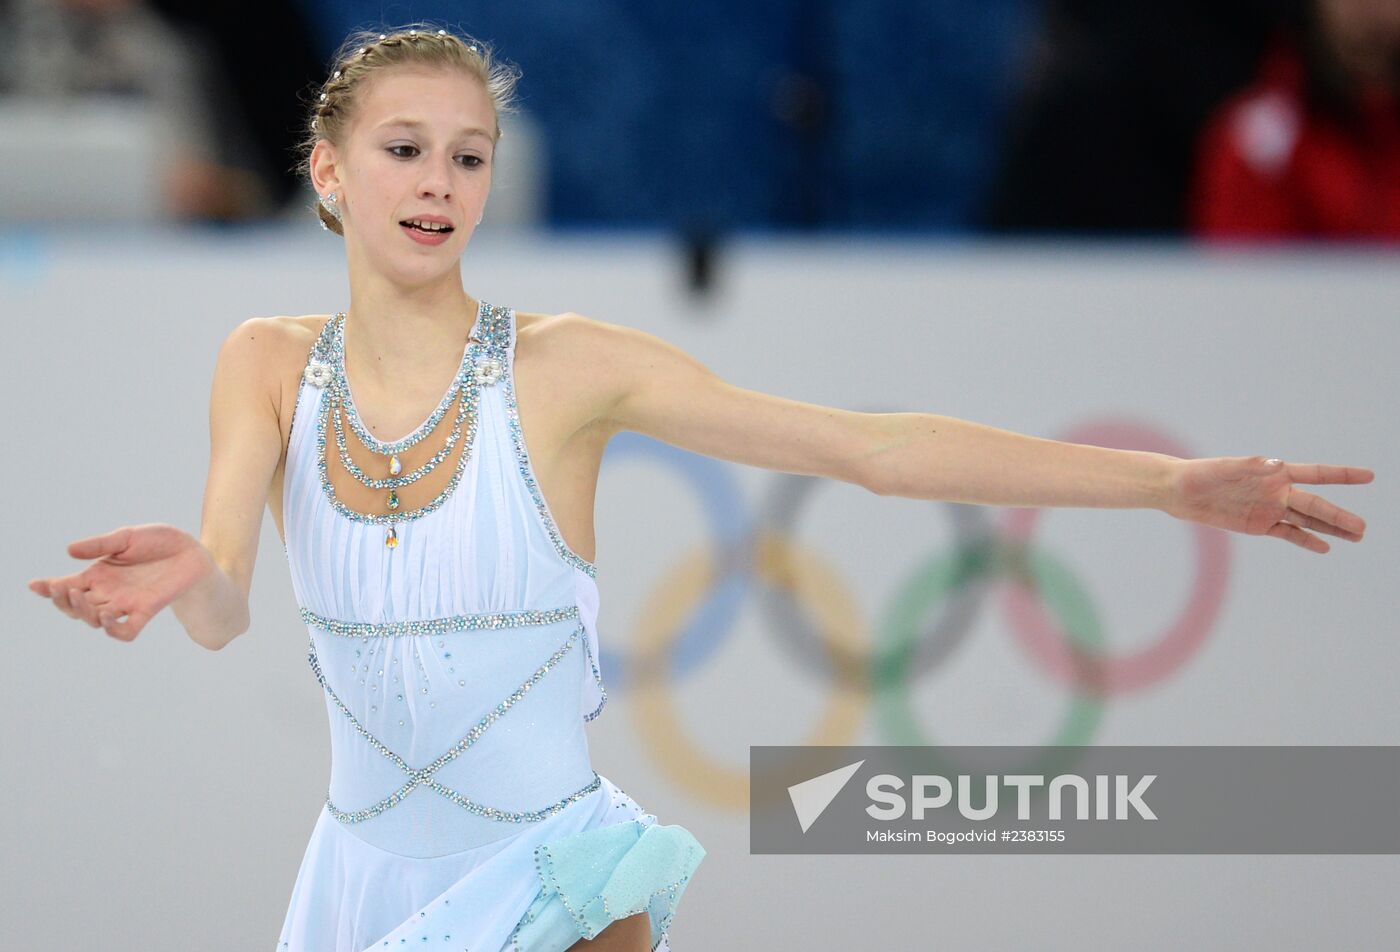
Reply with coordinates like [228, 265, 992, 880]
[874, 538, 1106, 782]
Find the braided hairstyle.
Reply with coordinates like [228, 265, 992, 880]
[296, 24, 522, 236]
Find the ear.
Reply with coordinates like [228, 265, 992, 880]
[309, 139, 342, 194]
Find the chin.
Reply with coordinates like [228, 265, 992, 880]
[392, 258, 460, 286]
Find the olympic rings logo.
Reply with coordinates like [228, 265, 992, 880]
[597, 417, 1230, 811]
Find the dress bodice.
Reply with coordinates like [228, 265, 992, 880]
[278, 300, 608, 859]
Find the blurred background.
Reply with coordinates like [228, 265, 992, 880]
[3, 1, 1397, 950]
[4, 0, 1399, 239]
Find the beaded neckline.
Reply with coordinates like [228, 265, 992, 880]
[335, 302, 481, 453]
[306, 302, 504, 530]
[295, 301, 601, 577]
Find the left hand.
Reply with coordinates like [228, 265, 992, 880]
[1163, 455, 1373, 553]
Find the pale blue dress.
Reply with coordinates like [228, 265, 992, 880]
[274, 301, 704, 951]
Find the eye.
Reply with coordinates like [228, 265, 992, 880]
[387, 145, 485, 168]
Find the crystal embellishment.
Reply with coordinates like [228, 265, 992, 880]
[475, 356, 503, 386]
[306, 621, 602, 825]
[299, 603, 579, 638]
[293, 301, 604, 584]
[301, 304, 507, 536]
[303, 360, 333, 388]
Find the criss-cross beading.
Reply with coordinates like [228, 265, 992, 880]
[305, 608, 601, 826]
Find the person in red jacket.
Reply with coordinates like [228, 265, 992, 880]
[1189, 0, 1400, 239]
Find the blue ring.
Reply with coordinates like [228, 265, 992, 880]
[599, 432, 753, 687]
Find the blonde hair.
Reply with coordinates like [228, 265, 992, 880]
[296, 23, 522, 236]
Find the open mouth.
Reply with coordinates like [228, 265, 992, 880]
[400, 220, 454, 235]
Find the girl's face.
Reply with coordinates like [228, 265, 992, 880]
[315, 65, 496, 280]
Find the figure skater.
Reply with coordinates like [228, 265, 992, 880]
[25, 24, 1374, 952]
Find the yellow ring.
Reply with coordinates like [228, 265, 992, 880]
[630, 531, 869, 811]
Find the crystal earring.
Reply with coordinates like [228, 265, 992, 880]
[319, 192, 342, 230]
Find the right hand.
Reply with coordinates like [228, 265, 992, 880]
[27, 523, 216, 642]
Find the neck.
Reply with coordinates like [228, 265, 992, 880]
[342, 276, 479, 390]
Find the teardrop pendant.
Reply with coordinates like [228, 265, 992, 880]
[385, 525, 398, 549]
[389, 454, 402, 476]
[387, 488, 399, 510]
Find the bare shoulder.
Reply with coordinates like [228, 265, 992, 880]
[510, 310, 649, 433]
[513, 309, 662, 370]
[213, 314, 335, 435]
[515, 309, 606, 344]
[215, 314, 330, 390]
[258, 313, 334, 358]
[513, 309, 634, 379]
[218, 313, 329, 363]
[513, 309, 715, 430]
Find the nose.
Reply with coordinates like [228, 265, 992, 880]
[416, 152, 455, 201]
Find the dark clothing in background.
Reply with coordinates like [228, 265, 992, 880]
[980, 0, 1303, 234]
[145, 0, 324, 210]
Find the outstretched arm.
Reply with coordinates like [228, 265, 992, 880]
[576, 314, 1372, 553]
[28, 317, 289, 646]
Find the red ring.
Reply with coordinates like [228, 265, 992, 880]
[998, 418, 1230, 694]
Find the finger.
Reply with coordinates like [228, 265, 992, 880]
[67, 527, 132, 561]
[29, 578, 52, 597]
[101, 607, 151, 642]
[1281, 463, 1375, 486]
[70, 589, 102, 628]
[50, 581, 81, 619]
[1284, 507, 1363, 542]
[1286, 488, 1367, 536]
[1266, 520, 1330, 554]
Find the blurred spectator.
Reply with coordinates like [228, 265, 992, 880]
[0, 0, 299, 221]
[144, 0, 324, 216]
[1189, 0, 1400, 239]
[981, 0, 1297, 234]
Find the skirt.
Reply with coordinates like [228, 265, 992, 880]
[276, 774, 705, 951]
